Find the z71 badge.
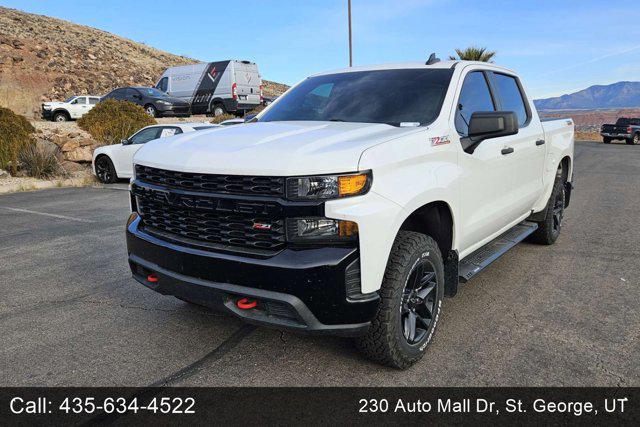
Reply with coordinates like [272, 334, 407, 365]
[430, 136, 451, 146]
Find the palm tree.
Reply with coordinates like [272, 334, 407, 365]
[449, 47, 496, 62]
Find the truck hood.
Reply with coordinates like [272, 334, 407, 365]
[134, 121, 418, 176]
[42, 101, 67, 107]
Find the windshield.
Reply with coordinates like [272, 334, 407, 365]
[139, 88, 169, 98]
[259, 69, 453, 126]
[64, 96, 76, 103]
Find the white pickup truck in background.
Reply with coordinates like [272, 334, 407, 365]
[41, 95, 102, 122]
[126, 58, 574, 368]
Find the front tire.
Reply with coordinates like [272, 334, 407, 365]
[356, 231, 444, 369]
[95, 156, 117, 184]
[53, 111, 68, 122]
[145, 104, 157, 118]
[603, 137, 611, 144]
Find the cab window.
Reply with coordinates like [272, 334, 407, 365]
[157, 77, 168, 93]
[129, 127, 161, 144]
[491, 73, 529, 127]
[455, 72, 496, 136]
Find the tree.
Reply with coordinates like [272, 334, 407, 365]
[449, 47, 496, 62]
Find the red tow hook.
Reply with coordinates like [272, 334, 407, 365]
[237, 298, 258, 310]
[147, 273, 159, 283]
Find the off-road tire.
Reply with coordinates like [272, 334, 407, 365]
[603, 137, 611, 144]
[627, 134, 639, 145]
[53, 111, 68, 122]
[527, 176, 565, 245]
[356, 231, 444, 369]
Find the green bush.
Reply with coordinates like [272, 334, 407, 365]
[0, 107, 35, 173]
[19, 143, 64, 179]
[78, 99, 156, 145]
[209, 113, 236, 124]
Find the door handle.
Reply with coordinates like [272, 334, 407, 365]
[535, 139, 546, 146]
[501, 147, 514, 155]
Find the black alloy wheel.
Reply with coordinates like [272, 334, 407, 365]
[402, 259, 438, 345]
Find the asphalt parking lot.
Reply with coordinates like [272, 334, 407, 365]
[1, 141, 638, 387]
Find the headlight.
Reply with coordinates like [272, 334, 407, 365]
[286, 217, 358, 242]
[156, 100, 171, 106]
[286, 171, 371, 200]
[42, 105, 52, 110]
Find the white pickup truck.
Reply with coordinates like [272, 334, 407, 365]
[126, 59, 574, 368]
[42, 95, 102, 122]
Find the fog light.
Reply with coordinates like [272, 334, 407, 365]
[286, 218, 358, 242]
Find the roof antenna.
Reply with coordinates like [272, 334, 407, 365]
[426, 53, 440, 65]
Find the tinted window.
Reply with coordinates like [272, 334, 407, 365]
[138, 87, 168, 98]
[129, 127, 161, 144]
[125, 88, 139, 98]
[157, 77, 168, 93]
[260, 69, 453, 126]
[492, 73, 529, 126]
[105, 89, 124, 100]
[75, 97, 87, 104]
[89, 97, 99, 105]
[194, 126, 217, 130]
[455, 72, 495, 136]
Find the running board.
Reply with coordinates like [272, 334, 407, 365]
[458, 221, 538, 283]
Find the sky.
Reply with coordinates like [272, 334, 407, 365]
[2, 0, 639, 99]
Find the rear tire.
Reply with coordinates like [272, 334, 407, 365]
[53, 111, 68, 122]
[603, 137, 611, 144]
[527, 172, 565, 245]
[356, 231, 444, 369]
[627, 134, 639, 145]
[212, 103, 226, 117]
[94, 155, 117, 184]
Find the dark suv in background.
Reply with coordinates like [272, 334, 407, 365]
[601, 117, 640, 145]
[101, 87, 191, 118]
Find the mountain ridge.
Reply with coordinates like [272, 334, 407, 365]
[534, 81, 640, 111]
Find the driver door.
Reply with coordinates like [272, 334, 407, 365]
[112, 127, 162, 177]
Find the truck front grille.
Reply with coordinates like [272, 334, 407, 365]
[135, 165, 285, 197]
[135, 192, 286, 253]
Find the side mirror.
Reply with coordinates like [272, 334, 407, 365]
[121, 139, 130, 145]
[463, 111, 518, 152]
[244, 114, 257, 123]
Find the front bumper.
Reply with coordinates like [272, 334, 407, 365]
[41, 108, 53, 120]
[126, 216, 378, 336]
[156, 104, 191, 116]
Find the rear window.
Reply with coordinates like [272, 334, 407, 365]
[615, 118, 640, 126]
[259, 69, 453, 127]
[194, 126, 217, 130]
[492, 73, 529, 127]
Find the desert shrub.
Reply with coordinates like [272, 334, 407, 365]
[78, 99, 156, 145]
[19, 143, 64, 179]
[209, 113, 236, 124]
[0, 107, 36, 173]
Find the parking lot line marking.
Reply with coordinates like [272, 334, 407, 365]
[0, 206, 95, 223]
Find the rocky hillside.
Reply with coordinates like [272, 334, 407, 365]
[535, 81, 640, 111]
[0, 6, 288, 117]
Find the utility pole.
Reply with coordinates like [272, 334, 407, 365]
[348, 0, 353, 67]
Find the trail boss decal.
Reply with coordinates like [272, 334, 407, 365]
[430, 136, 451, 146]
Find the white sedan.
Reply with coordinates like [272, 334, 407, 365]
[92, 122, 219, 183]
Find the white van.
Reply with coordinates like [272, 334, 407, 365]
[156, 60, 262, 116]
